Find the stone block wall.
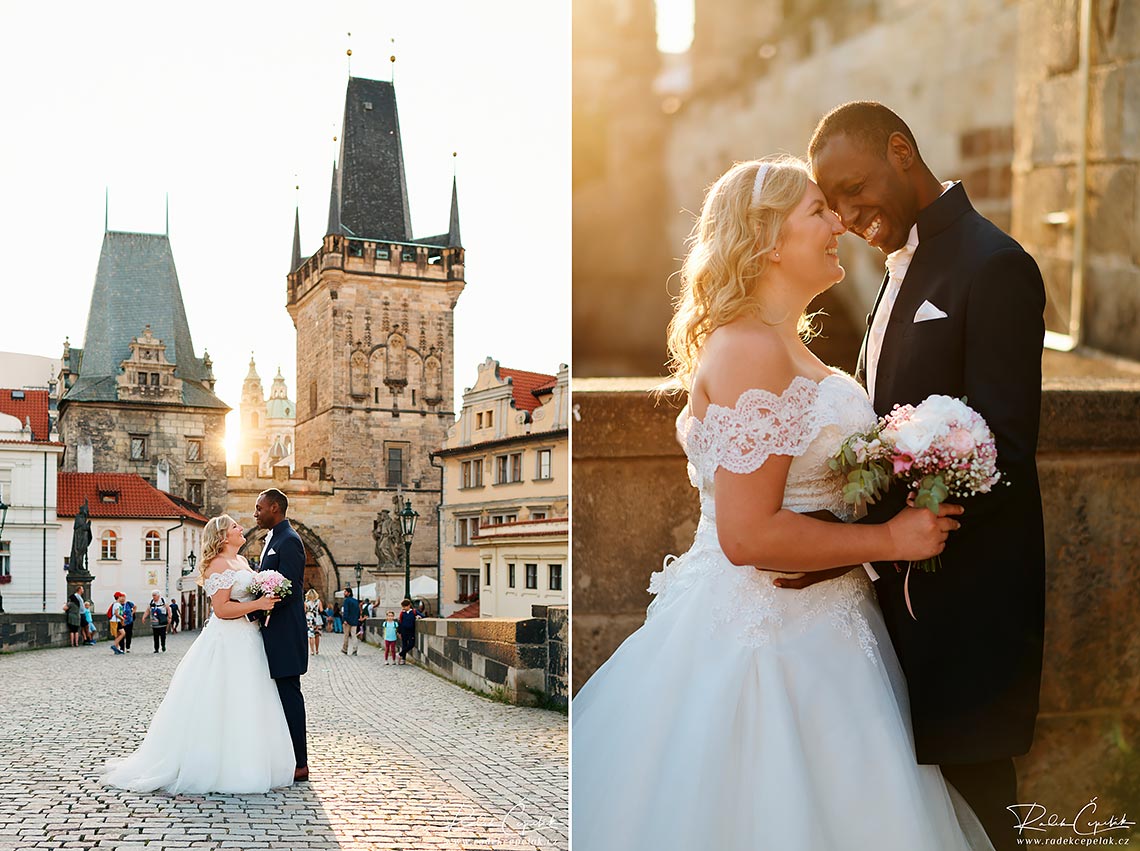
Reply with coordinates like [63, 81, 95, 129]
[1012, 0, 1140, 359]
[572, 350, 1140, 817]
[381, 606, 567, 708]
[0, 613, 109, 652]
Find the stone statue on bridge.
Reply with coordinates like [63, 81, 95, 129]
[373, 509, 401, 568]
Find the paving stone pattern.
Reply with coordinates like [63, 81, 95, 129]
[0, 631, 567, 851]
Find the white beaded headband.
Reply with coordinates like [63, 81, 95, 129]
[751, 163, 772, 207]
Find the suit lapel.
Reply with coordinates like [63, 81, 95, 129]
[856, 269, 891, 389]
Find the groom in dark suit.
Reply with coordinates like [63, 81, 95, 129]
[807, 102, 1045, 850]
[254, 488, 310, 782]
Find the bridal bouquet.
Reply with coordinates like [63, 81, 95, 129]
[248, 570, 292, 625]
[830, 394, 1003, 577]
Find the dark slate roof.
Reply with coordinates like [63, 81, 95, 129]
[326, 161, 341, 237]
[448, 176, 462, 248]
[63, 231, 228, 410]
[291, 207, 302, 272]
[331, 77, 413, 242]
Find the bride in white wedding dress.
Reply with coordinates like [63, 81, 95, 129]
[572, 157, 993, 850]
[100, 515, 295, 794]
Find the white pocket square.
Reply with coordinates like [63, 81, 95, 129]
[913, 300, 948, 323]
[265, 548, 277, 557]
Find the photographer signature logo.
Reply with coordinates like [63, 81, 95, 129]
[1007, 798, 1136, 837]
[444, 798, 560, 847]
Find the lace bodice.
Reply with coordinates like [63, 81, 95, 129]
[678, 372, 876, 521]
[204, 568, 257, 602]
[650, 371, 882, 655]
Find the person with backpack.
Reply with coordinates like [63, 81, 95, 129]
[143, 590, 171, 653]
[108, 592, 126, 655]
[121, 598, 136, 652]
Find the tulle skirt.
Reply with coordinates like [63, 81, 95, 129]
[572, 546, 993, 851]
[100, 614, 295, 794]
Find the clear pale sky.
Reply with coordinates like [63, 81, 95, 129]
[0, 0, 570, 459]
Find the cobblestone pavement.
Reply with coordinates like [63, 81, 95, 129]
[0, 630, 567, 851]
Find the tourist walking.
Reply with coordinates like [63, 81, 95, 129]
[382, 611, 399, 665]
[64, 585, 85, 647]
[341, 588, 360, 655]
[397, 599, 421, 664]
[305, 590, 323, 655]
[108, 593, 126, 654]
[144, 590, 170, 653]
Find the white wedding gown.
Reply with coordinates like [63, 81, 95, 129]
[572, 372, 994, 850]
[100, 568, 296, 794]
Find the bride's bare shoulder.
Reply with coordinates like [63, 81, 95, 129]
[691, 323, 797, 417]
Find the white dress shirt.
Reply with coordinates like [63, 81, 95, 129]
[864, 181, 956, 405]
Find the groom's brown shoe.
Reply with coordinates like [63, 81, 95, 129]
[294, 766, 309, 782]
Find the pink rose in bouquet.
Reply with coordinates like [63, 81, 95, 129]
[248, 570, 292, 625]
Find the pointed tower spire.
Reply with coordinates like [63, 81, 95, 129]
[448, 175, 462, 249]
[291, 207, 302, 271]
[326, 160, 341, 236]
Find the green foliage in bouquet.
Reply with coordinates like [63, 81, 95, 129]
[827, 431, 892, 511]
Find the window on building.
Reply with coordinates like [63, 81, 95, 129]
[377, 247, 390, 260]
[537, 448, 552, 480]
[531, 511, 547, 521]
[150, 372, 160, 386]
[374, 387, 380, 404]
[251, 412, 259, 429]
[0, 540, 9, 577]
[309, 381, 317, 413]
[486, 410, 493, 428]
[508, 563, 516, 588]
[101, 530, 118, 560]
[129, 436, 147, 461]
[457, 571, 479, 600]
[461, 460, 483, 489]
[496, 455, 508, 483]
[387, 447, 404, 486]
[136, 372, 147, 386]
[144, 531, 161, 561]
[411, 389, 417, 406]
[456, 516, 480, 547]
[549, 563, 563, 591]
[186, 439, 202, 462]
[476, 412, 483, 429]
[509, 453, 523, 483]
[484, 562, 492, 587]
[186, 480, 204, 506]
[525, 563, 538, 590]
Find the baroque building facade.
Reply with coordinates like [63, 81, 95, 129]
[227, 76, 465, 609]
[435, 358, 569, 617]
[56, 230, 229, 519]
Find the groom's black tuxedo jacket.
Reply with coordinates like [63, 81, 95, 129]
[257, 519, 308, 680]
[857, 183, 1045, 765]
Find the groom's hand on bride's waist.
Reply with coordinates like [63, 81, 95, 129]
[770, 564, 857, 589]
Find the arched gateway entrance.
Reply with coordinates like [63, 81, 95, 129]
[239, 520, 341, 605]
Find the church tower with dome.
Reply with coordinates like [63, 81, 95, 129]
[238, 355, 295, 476]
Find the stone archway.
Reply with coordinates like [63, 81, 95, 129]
[239, 521, 341, 606]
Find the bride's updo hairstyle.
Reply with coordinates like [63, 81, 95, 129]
[666, 155, 814, 391]
[198, 514, 237, 586]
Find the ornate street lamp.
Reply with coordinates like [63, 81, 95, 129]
[399, 499, 419, 601]
[354, 561, 362, 600]
[182, 550, 197, 576]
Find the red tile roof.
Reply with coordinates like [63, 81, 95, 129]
[58, 473, 209, 522]
[0, 389, 51, 442]
[499, 368, 557, 414]
[449, 600, 481, 619]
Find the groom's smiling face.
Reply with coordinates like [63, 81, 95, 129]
[811, 131, 920, 255]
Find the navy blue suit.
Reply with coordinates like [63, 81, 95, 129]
[858, 184, 1045, 849]
[257, 518, 308, 768]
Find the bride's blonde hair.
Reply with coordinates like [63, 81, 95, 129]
[198, 514, 237, 587]
[665, 156, 816, 392]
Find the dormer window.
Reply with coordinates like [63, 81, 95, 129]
[99, 490, 119, 504]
